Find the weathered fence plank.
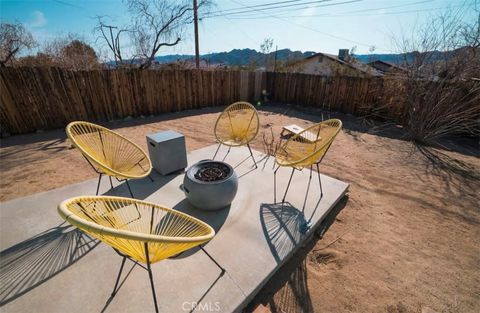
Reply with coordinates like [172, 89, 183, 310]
[0, 68, 390, 135]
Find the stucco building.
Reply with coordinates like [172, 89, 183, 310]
[283, 49, 382, 77]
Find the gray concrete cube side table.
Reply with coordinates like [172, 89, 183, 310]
[146, 130, 187, 175]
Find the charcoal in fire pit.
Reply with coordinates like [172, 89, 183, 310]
[194, 163, 230, 182]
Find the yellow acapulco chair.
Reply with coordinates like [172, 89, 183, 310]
[213, 101, 260, 168]
[58, 196, 224, 313]
[66, 121, 153, 197]
[274, 119, 342, 227]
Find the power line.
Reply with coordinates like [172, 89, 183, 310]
[206, 0, 331, 16]
[222, 0, 369, 19]
[204, 0, 350, 18]
[208, 0, 304, 14]
[275, 2, 471, 18]
[227, 0, 365, 19]
[201, 20, 242, 50]
[273, 0, 434, 17]
[226, 0, 381, 49]
[50, 0, 85, 10]
[221, 15, 262, 47]
[210, 0, 433, 19]
[229, 4, 468, 20]
[282, 0, 435, 13]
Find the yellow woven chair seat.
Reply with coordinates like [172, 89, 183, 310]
[276, 119, 342, 168]
[214, 102, 259, 147]
[58, 196, 215, 264]
[66, 121, 152, 179]
[222, 138, 250, 146]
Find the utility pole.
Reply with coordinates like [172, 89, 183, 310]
[193, 0, 200, 69]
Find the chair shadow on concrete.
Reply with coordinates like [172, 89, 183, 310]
[172, 199, 231, 313]
[252, 196, 349, 313]
[258, 202, 313, 313]
[233, 154, 259, 179]
[0, 223, 99, 306]
[103, 170, 180, 200]
[265, 258, 313, 313]
[171, 198, 230, 259]
[260, 202, 308, 264]
[217, 145, 264, 179]
[99, 259, 139, 313]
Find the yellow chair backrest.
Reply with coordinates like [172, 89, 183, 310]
[276, 119, 342, 168]
[58, 196, 215, 264]
[214, 102, 259, 146]
[66, 121, 152, 179]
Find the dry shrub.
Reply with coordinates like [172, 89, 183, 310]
[366, 8, 480, 145]
[376, 76, 480, 144]
[262, 126, 282, 157]
[16, 35, 103, 70]
[403, 79, 480, 144]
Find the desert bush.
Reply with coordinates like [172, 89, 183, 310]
[262, 126, 282, 157]
[367, 7, 480, 145]
[16, 35, 102, 70]
[403, 79, 479, 143]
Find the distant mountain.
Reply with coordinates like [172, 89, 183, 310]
[133, 48, 462, 67]
[354, 53, 412, 64]
[354, 50, 458, 65]
[154, 48, 317, 66]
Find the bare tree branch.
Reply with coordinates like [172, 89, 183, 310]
[0, 21, 36, 67]
[94, 0, 212, 68]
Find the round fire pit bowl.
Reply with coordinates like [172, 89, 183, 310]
[182, 160, 238, 211]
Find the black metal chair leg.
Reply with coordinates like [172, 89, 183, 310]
[123, 180, 142, 221]
[144, 243, 159, 313]
[148, 174, 154, 182]
[302, 166, 313, 213]
[316, 163, 323, 198]
[109, 176, 114, 189]
[304, 163, 325, 228]
[111, 256, 127, 297]
[273, 165, 280, 203]
[125, 180, 135, 198]
[212, 143, 221, 160]
[282, 168, 295, 203]
[200, 246, 226, 275]
[247, 144, 258, 169]
[222, 146, 231, 162]
[96, 174, 103, 195]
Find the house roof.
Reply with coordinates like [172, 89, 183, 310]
[367, 60, 407, 72]
[300, 52, 383, 76]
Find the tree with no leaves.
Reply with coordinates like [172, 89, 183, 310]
[95, 19, 129, 67]
[96, 0, 212, 69]
[0, 21, 36, 67]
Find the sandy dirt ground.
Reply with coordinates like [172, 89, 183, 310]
[1, 104, 479, 313]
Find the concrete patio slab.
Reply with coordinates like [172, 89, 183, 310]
[0, 145, 349, 313]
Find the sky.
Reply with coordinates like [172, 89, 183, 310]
[0, 0, 478, 60]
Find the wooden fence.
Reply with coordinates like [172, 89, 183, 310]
[266, 72, 388, 116]
[0, 67, 392, 135]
